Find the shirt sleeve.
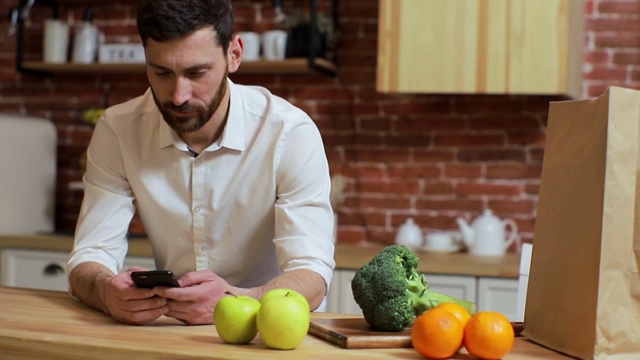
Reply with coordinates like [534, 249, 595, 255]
[67, 116, 135, 276]
[273, 113, 336, 291]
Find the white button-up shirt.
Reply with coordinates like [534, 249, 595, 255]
[68, 80, 335, 289]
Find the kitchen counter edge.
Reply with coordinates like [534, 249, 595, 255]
[0, 234, 520, 278]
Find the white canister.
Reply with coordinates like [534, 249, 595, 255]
[43, 19, 70, 63]
[72, 23, 99, 63]
[239, 31, 261, 62]
[261, 30, 287, 61]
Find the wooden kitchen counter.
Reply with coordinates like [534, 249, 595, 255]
[0, 234, 520, 278]
[334, 242, 520, 278]
[0, 286, 569, 359]
[0, 233, 153, 258]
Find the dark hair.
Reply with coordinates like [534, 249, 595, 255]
[137, 0, 234, 54]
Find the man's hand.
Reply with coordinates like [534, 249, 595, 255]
[102, 268, 170, 325]
[70, 263, 326, 326]
[68, 263, 170, 326]
[152, 268, 327, 325]
[153, 270, 235, 325]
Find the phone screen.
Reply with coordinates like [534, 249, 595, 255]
[131, 270, 180, 288]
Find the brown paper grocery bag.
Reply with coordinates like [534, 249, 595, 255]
[523, 86, 640, 359]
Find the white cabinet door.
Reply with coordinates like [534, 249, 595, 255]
[424, 274, 477, 303]
[326, 269, 362, 315]
[477, 277, 519, 321]
[123, 256, 156, 270]
[326, 271, 478, 316]
[1, 249, 155, 291]
[325, 270, 342, 313]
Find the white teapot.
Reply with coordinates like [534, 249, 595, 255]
[456, 209, 518, 257]
[395, 217, 423, 248]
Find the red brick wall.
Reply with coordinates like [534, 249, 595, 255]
[0, 0, 634, 247]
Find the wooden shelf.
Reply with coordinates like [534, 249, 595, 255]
[239, 58, 337, 74]
[16, 0, 339, 78]
[21, 62, 144, 74]
[20, 58, 337, 75]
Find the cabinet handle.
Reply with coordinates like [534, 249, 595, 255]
[43, 263, 65, 276]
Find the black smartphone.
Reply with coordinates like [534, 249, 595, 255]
[131, 270, 180, 289]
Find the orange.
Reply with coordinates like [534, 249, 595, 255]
[435, 302, 472, 327]
[463, 311, 515, 359]
[411, 307, 464, 359]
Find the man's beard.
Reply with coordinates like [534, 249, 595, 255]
[153, 72, 228, 134]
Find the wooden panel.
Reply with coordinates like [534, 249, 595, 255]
[376, 0, 584, 98]
[0, 287, 568, 359]
[309, 317, 412, 349]
[309, 316, 525, 349]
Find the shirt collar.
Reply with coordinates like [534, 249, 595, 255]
[157, 79, 245, 152]
[219, 79, 245, 151]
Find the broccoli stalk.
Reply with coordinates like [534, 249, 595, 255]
[351, 244, 476, 332]
[405, 268, 474, 316]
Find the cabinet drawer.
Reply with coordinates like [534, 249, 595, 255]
[0, 249, 155, 291]
[1, 249, 69, 291]
[424, 274, 477, 303]
[477, 277, 519, 321]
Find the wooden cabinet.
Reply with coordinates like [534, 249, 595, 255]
[0, 249, 155, 291]
[376, 0, 584, 98]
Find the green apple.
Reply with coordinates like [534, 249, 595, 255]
[259, 288, 310, 312]
[214, 292, 261, 344]
[257, 289, 311, 350]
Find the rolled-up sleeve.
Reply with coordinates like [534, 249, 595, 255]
[67, 117, 135, 276]
[273, 116, 336, 289]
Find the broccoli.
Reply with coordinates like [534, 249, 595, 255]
[351, 244, 476, 332]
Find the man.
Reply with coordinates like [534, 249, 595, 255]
[67, 0, 335, 326]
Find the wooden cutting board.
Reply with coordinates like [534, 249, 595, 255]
[309, 316, 525, 349]
[309, 317, 412, 349]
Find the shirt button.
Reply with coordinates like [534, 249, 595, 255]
[194, 159, 202, 166]
[194, 206, 201, 213]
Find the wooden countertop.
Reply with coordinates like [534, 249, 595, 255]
[335, 242, 520, 278]
[0, 233, 153, 258]
[0, 234, 520, 278]
[0, 286, 570, 359]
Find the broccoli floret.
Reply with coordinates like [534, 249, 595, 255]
[351, 244, 476, 332]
